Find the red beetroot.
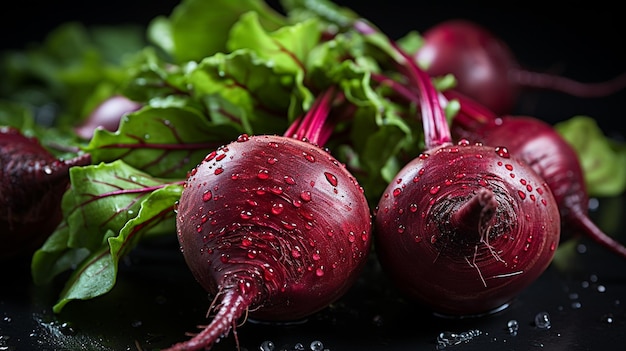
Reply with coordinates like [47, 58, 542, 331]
[1, 126, 91, 260]
[166, 89, 372, 350]
[74, 95, 142, 140]
[415, 19, 626, 115]
[447, 89, 626, 259]
[374, 43, 561, 316]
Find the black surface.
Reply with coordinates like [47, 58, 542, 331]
[2, 198, 626, 351]
[2, 1, 626, 351]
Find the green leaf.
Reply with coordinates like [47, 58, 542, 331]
[52, 246, 117, 313]
[189, 50, 305, 134]
[31, 225, 91, 286]
[555, 115, 626, 197]
[1, 22, 145, 126]
[227, 12, 322, 75]
[85, 104, 238, 178]
[45, 160, 183, 312]
[148, 0, 287, 63]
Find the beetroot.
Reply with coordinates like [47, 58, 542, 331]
[447, 90, 626, 259]
[0, 126, 91, 260]
[414, 19, 626, 115]
[166, 88, 372, 350]
[374, 43, 561, 316]
[74, 95, 142, 140]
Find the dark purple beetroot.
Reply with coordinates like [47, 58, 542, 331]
[167, 89, 372, 350]
[74, 95, 142, 140]
[448, 90, 626, 259]
[1, 126, 91, 260]
[415, 19, 626, 115]
[374, 41, 561, 316]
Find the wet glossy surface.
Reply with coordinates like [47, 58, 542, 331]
[2, 1, 625, 350]
[1, 195, 625, 351]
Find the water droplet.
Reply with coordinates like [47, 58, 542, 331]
[601, 313, 614, 324]
[282, 221, 296, 230]
[393, 188, 402, 197]
[214, 167, 224, 175]
[204, 151, 217, 162]
[259, 340, 275, 351]
[505, 164, 513, 171]
[236, 134, 249, 142]
[202, 190, 213, 202]
[312, 251, 321, 261]
[518, 190, 526, 199]
[310, 340, 324, 351]
[284, 175, 296, 185]
[216, 153, 227, 161]
[300, 191, 312, 202]
[303, 152, 316, 162]
[506, 319, 519, 336]
[264, 267, 275, 281]
[271, 203, 284, 215]
[534, 312, 551, 329]
[324, 172, 338, 186]
[436, 329, 482, 349]
[270, 186, 283, 195]
[315, 267, 324, 276]
[291, 247, 302, 258]
[257, 169, 270, 180]
[495, 146, 510, 158]
[429, 185, 441, 195]
[240, 211, 252, 220]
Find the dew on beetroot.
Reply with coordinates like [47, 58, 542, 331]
[495, 146, 510, 158]
[300, 191, 312, 201]
[271, 203, 284, 215]
[303, 152, 316, 163]
[257, 169, 270, 180]
[324, 172, 338, 186]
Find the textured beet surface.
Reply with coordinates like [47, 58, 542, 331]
[374, 141, 561, 316]
[374, 41, 561, 316]
[451, 108, 626, 259]
[169, 134, 372, 350]
[0, 126, 91, 260]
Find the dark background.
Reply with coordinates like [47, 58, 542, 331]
[1, 1, 625, 136]
[1, 2, 626, 351]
